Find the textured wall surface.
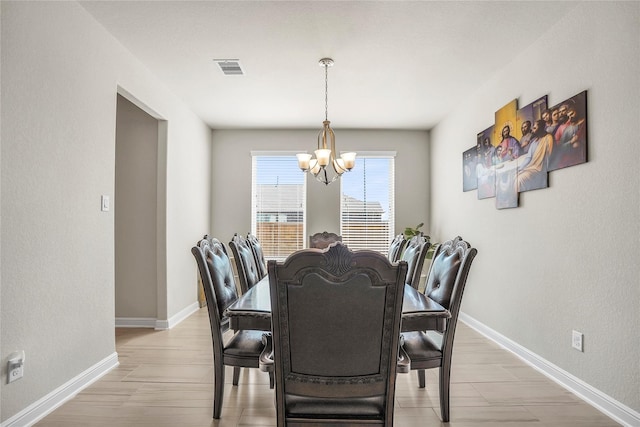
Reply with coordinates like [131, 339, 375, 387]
[430, 2, 639, 412]
[0, 1, 211, 421]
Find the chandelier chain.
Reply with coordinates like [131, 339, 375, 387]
[324, 63, 329, 121]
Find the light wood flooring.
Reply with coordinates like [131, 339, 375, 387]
[36, 308, 620, 426]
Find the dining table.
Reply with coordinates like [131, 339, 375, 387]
[225, 275, 450, 333]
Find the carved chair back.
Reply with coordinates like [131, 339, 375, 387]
[229, 233, 262, 294]
[246, 232, 267, 280]
[267, 243, 407, 425]
[192, 235, 236, 333]
[388, 234, 407, 262]
[399, 234, 430, 289]
[308, 231, 342, 249]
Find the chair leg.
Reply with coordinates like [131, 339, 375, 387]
[439, 365, 450, 422]
[269, 371, 274, 389]
[417, 369, 426, 388]
[213, 362, 225, 419]
[232, 367, 241, 385]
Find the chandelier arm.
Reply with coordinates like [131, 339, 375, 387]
[329, 124, 336, 160]
[333, 159, 347, 174]
[318, 126, 327, 150]
[328, 123, 338, 172]
[315, 168, 330, 186]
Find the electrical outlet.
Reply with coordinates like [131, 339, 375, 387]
[8, 363, 23, 383]
[7, 351, 25, 384]
[572, 330, 583, 352]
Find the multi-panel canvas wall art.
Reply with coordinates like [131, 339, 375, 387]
[463, 90, 588, 209]
[547, 91, 588, 171]
[462, 146, 478, 192]
[516, 95, 550, 193]
[475, 125, 495, 199]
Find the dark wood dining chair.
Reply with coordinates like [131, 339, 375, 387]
[260, 243, 409, 426]
[229, 233, 262, 294]
[308, 231, 342, 249]
[388, 234, 407, 262]
[246, 232, 267, 280]
[399, 234, 430, 289]
[191, 235, 273, 420]
[400, 236, 478, 422]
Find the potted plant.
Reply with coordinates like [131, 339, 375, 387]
[403, 222, 424, 239]
[403, 223, 437, 259]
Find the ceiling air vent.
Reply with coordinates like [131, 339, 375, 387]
[213, 59, 244, 76]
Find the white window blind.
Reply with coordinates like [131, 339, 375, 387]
[340, 154, 395, 255]
[251, 154, 306, 260]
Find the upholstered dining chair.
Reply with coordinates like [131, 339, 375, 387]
[388, 234, 407, 262]
[400, 236, 477, 422]
[191, 235, 273, 420]
[246, 232, 267, 280]
[260, 243, 409, 426]
[399, 234, 430, 289]
[229, 233, 262, 294]
[308, 231, 342, 249]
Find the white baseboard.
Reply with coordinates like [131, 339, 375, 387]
[114, 317, 157, 328]
[115, 301, 201, 330]
[459, 312, 640, 427]
[154, 301, 200, 330]
[1, 352, 119, 427]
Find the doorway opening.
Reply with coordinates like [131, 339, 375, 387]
[114, 90, 167, 329]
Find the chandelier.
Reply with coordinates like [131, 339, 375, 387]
[297, 58, 356, 185]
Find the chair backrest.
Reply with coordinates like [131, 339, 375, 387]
[229, 233, 262, 294]
[388, 234, 407, 262]
[308, 231, 342, 249]
[246, 232, 267, 280]
[191, 235, 239, 338]
[423, 236, 477, 350]
[399, 234, 430, 289]
[268, 243, 407, 425]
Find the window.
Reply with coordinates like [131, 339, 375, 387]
[251, 153, 306, 260]
[340, 153, 395, 255]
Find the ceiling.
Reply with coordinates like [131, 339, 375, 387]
[79, 1, 578, 130]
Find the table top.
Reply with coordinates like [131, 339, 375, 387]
[225, 275, 450, 333]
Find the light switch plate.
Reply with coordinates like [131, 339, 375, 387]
[101, 195, 110, 212]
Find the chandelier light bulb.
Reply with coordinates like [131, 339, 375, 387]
[341, 152, 357, 170]
[296, 153, 312, 171]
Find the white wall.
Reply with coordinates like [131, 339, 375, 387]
[0, 1, 211, 422]
[430, 2, 639, 414]
[210, 129, 429, 243]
